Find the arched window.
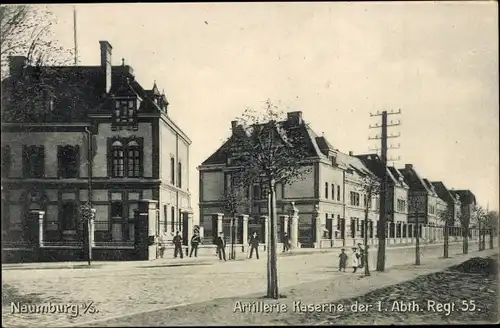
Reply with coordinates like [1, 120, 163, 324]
[324, 182, 328, 199]
[177, 162, 182, 188]
[170, 157, 175, 185]
[331, 183, 335, 200]
[112, 141, 124, 177]
[127, 140, 140, 177]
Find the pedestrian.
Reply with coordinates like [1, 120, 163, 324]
[159, 231, 168, 258]
[357, 243, 365, 268]
[248, 232, 260, 259]
[283, 232, 291, 252]
[190, 232, 201, 257]
[173, 231, 183, 259]
[215, 232, 227, 261]
[338, 248, 347, 272]
[351, 247, 359, 273]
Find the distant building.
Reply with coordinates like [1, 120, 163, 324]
[431, 181, 462, 226]
[198, 111, 381, 248]
[1, 41, 191, 262]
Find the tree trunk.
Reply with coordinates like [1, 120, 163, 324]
[363, 214, 370, 276]
[266, 181, 279, 299]
[443, 224, 449, 258]
[415, 224, 420, 265]
[489, 228, 494, 249]
[463, 227, 468, 254]
[266, 193, 272, 297]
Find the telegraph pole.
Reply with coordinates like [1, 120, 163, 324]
[369, 109, 401, 272]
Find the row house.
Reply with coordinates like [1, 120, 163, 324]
[198, 111, 408, 248]
[357, 155, 410, 238]
[1, 41, 192, 262]
[431, 181, 462, 226]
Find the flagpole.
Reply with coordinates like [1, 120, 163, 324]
[73, 6, 78, 65]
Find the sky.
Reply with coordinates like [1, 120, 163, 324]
[42, 2, 498, 215]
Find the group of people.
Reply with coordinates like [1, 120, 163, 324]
[157, 230, 293, 261]
[338, 243, 365, 273]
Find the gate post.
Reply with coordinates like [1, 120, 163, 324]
[135, 200, 158, 260]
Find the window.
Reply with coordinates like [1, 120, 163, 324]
[324, 182, 328, 199]
[111, 202, 124, 219]
[2, 145, 11, 177]
[114, 99, 136, 124]
[331, 184, 335, 200]
[429, 204, 435, 214]
[22, 145, 44, 178]
[163, 205, 168, 232]
[253, 185, 261, 199]
[363, 194, 367, 208]
[337, 186, 341, 201]
[350, 191, 360, 206]
[397, 199, 406, 212]
[127, 141, 141, 177]
[58, 145, 79, 178]
[178, 208, 182, 232]
[60, 202, 77, 230]
[170, 157, 175, 185]
[177, 162, 182, 188]
[171, 207, 175, 232]
[112, 141, 125, 178]
[109, 138, 143, 178]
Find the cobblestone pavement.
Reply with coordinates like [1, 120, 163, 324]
[1, 241, 480, 327]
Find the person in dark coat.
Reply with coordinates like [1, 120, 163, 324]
[215, 232, 227, 261]
[357, 243, 365, 268]
[338, 248, 348, 272]
[190, 232, 201, 257]
[283, 232, 291, 252]
[173, 231, 183, 259]
[248, 232, 260, 259]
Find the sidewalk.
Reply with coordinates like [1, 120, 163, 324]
[1, 239, 478, 271]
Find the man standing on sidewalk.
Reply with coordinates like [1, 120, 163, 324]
[248, 232, 260, 259]
[190, 232, 201, 257]
[173, 231, 183, 259]
[357, 243, 365, 268]
[215, 232, 227, 261]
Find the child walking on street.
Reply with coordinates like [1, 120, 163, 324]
[351, 247, 359, 273]
[338, 248, 347, 272]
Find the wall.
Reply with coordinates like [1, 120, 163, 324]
[201, 171, 225, 202]
[393, 185, 409, 223]
[283, 165, 314, 198]
[2, 131, 88, 178]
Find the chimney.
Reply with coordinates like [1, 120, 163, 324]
[287, 111, 303, 125]
[231, 120, 238, 133]
[348, 151, 353, 156]
[99, 41, 113, 94]
[9, 56, 27, 78]
[405, 164, 413, 170]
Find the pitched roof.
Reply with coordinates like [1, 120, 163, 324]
[398, 165, 431, 192]
[201, 120, 322, 166]
[1, 65, 166, 123]
[452, 189, 477, 206]
[431, 181, 457, 204]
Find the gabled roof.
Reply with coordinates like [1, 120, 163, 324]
[431, 181, 457, 204]
[201, 120, 322, 166]
[398, 165, 431, 193]
[452, 189, 477, 206]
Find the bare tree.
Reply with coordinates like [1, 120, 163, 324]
[219, 173, 248, 260]
[358, 174, 380, 276]
[473, 205, 488, 251]
[1, 5, 73, 78]
[486, 210, 498, 250]
[226, 100, 311, 299]
[1, 4, 77, 125]
[408, 196, 425, 265]
[437, 208, 454, 258]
